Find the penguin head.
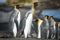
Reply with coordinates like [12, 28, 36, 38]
[32, 2, 38, 9]
[33, 18, 43, 23]
[44, 15, 49, 19]
[32, 2, 38, 15]
[50, 16, 54, 19]
[16, 5, 20, 9]
[54, 21, 58, 27]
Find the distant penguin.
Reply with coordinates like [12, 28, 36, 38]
[44, 15, 50, 39]
[49, 16, 58, 39]
[24, 3, 35, 38]
[33, 18, 43, 38]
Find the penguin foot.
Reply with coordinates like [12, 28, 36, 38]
[24, 34, 28, 38]
[37, 36, 41, 39]
[28, 35, 31, 38]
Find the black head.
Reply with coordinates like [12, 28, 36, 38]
[44, 15, 49, 19]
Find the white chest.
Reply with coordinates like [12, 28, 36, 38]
[24, 14, 33, 34]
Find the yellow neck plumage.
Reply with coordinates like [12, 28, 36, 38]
[32, 4, 34, 9]
[31, 3, 35, 15]
[32, 11, 35, 15]
[13, 5, 16, 9]
[54, 20, 56, 25]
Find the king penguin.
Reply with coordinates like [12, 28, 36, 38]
[24, 3, 35, 38]
[49, 16, 58, 39]
[44, 15, 50, 39]
[33, 18, 43, 38]
[12, 5, 21, 37]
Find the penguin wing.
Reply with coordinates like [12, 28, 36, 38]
[19, 10, 32, 31]
[25, 10, 32, 18]
[16, 9, 21, 26]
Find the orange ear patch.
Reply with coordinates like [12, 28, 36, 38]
[32, 4, 34, 8]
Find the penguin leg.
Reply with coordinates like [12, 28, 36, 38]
[47, 30, 49, 39]
[13, 22, 17, 37]
[38, 30, 41, 38]
[28, 33, 32, 38]
[24, 31, 28, 38]
[38, 26, 41, 38]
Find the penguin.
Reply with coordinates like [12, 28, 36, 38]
[0, 5, 21, 37]
[44, 15, 50, 39]
[24, 3, 35, 38]
[33, 18, 43, 38]
[11, 5, 21, 37]
[13, 5, 21, 29]
[49, 16, 58, 39]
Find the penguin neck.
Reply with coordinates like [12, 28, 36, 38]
[31, 8, 34, 10]
[31, 8, 35, 15]
[14, 7, 17, 10]
[45, 18, 48, 22]
[38, 19, 43, 25]
[45, 18, 49, 25]
[51, 18, 54, 23]
[38, 20, 43, 28]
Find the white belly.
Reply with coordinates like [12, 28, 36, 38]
[24, 14, 33, 35]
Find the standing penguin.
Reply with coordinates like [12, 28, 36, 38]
[44, 15, 50, 39]
[24, 3, 35, 38]
[11, 5, 21, 37]
[13, 5, 21, 29]
[49, 16, 58, 39]
[33, 18, 43, 38]
[0, 5, 21, 37]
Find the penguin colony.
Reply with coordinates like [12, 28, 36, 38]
[33, 15, 58, 39]
[0, 3, 58, 39]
